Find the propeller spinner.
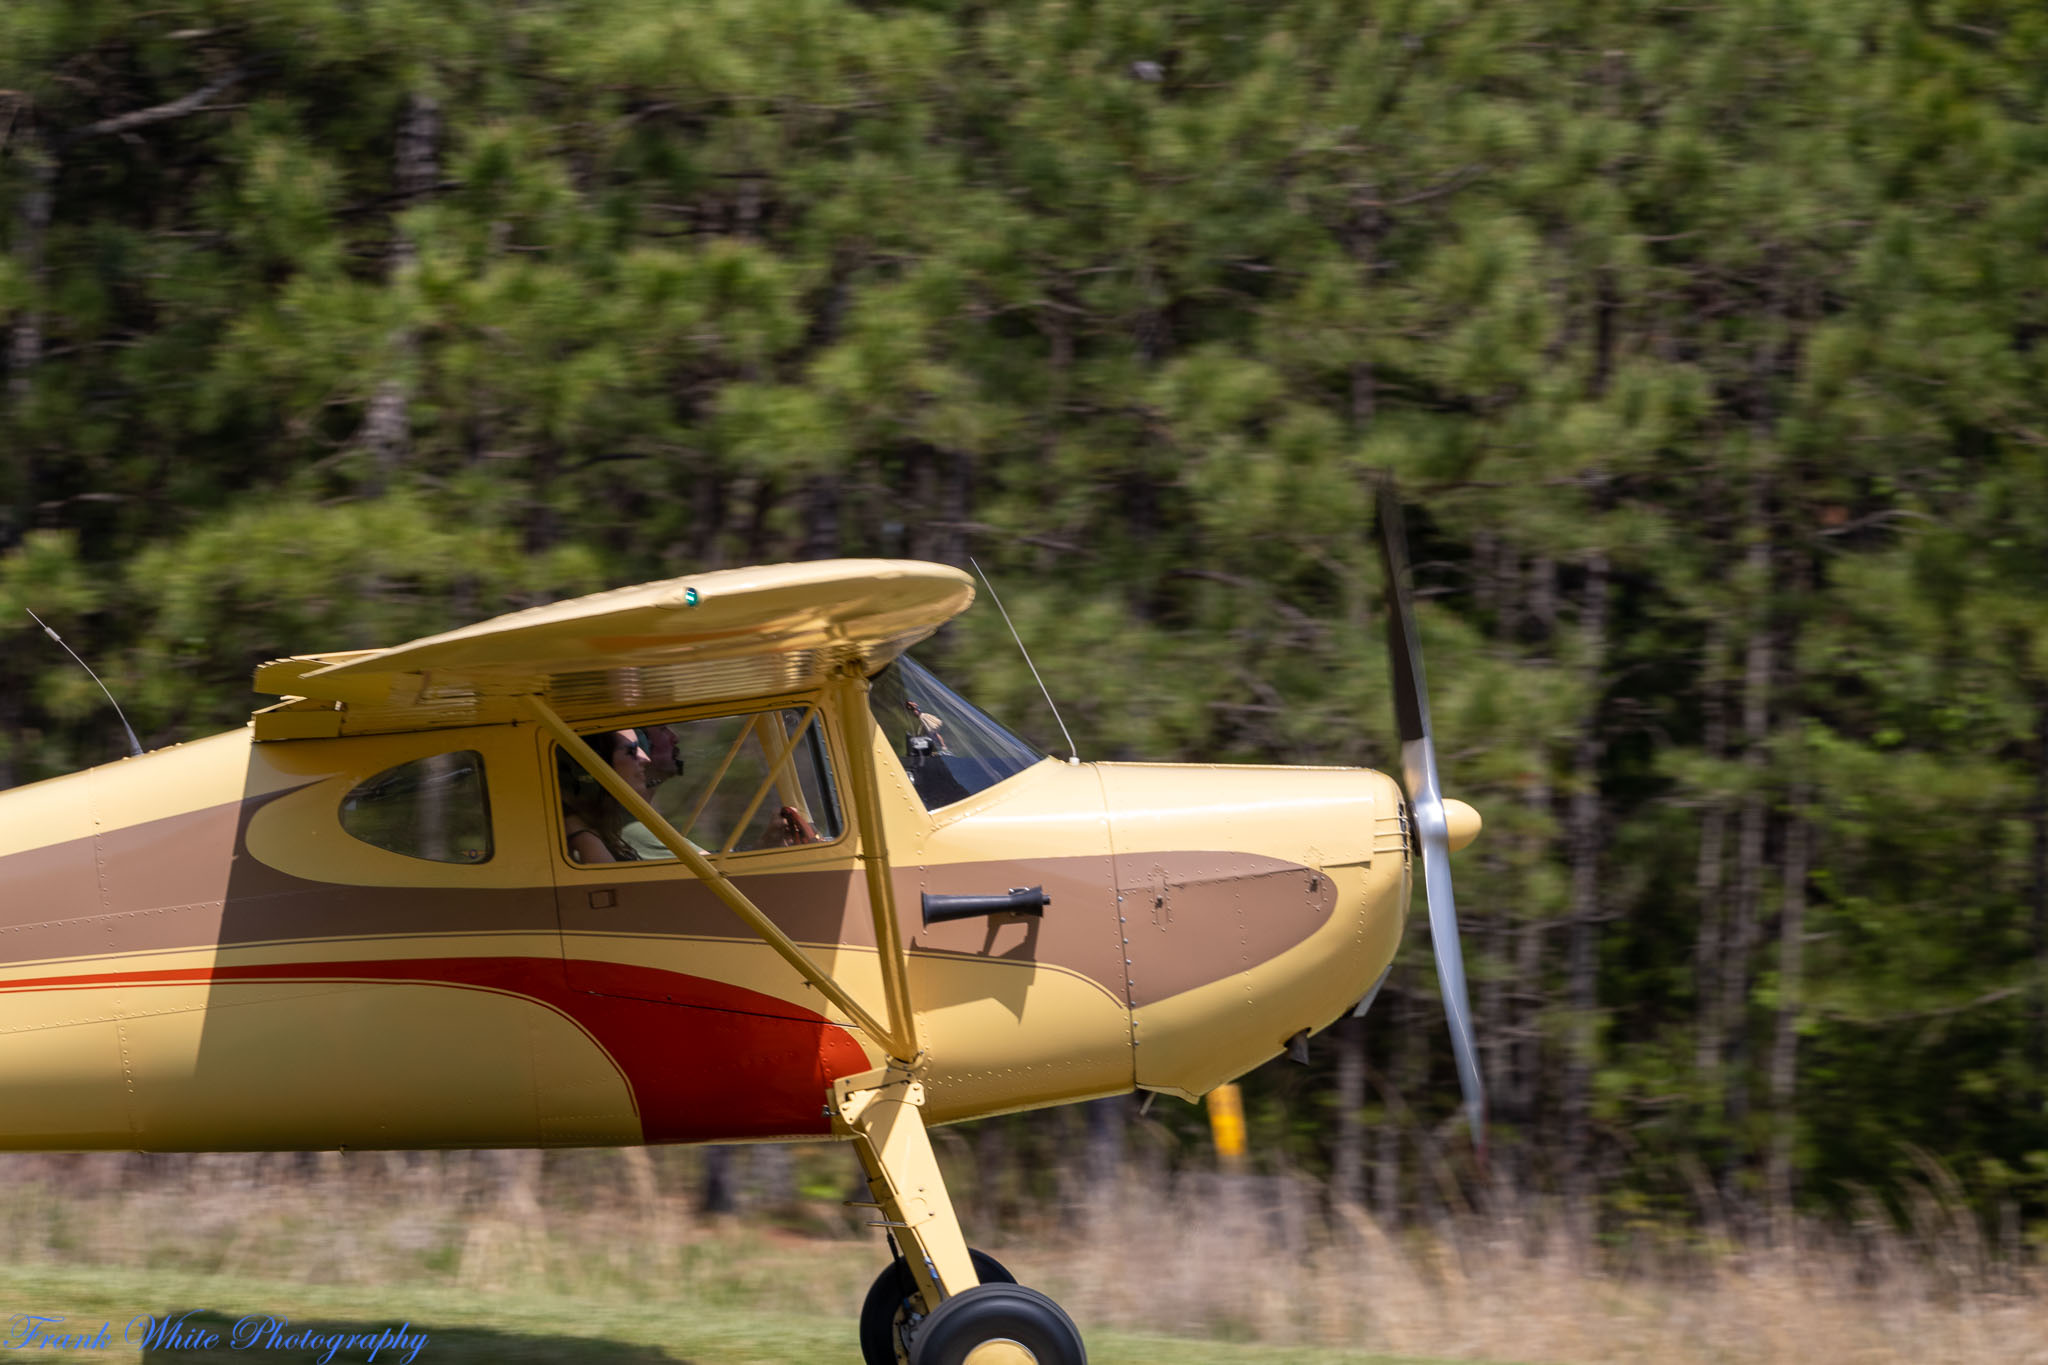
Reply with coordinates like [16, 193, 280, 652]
[1376, 482, 1487, 1156]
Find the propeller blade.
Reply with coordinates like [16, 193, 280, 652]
[1376, 482, 1487, 1155]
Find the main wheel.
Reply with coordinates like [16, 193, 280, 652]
[908, 1282, 1086, 1365]
[859, 1248, 1016, 1365]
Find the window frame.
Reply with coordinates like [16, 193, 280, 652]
[543, 691, 850, 874]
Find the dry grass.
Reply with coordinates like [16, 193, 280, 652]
[1049, 1170, 2048, 1365]
[1, 1150, 2043, 1365]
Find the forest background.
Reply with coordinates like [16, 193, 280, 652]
[3, 0, 2047, 1257]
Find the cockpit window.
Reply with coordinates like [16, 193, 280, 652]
[340, 751, 492, 864]
[868, 657, 1044, 810]
[556, 709, 842, 864]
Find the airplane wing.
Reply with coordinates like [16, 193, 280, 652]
[251, 559, 974, 739]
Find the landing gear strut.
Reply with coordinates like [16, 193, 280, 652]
[834, 1065, 1087, 1365]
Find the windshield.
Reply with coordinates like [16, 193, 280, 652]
[868, 657, 1044, 810]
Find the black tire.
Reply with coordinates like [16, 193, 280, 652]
[908, 1282, 1086, 1365]
[859, 1249, 1016, 1365]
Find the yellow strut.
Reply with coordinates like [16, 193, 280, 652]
[721, 705, 821, 854]
[524, 693, 917, 1062]
[828, 668, 920, 1069]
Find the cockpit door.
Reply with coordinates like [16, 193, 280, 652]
[544, 705, 864, 1014]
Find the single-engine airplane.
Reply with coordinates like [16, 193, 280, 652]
[0, 490, 1483, 1365]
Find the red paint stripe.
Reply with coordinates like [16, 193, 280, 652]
[0, 957, 869, 1143]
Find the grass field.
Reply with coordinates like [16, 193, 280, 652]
[0, 1150, 2039, 1365]
[0, 1264, 1467, 1365]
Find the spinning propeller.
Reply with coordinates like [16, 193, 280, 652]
[1375, 481, 1487, 1156]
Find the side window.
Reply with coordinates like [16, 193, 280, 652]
[340, 751, 493, 864]
[557, 709, 842, 865]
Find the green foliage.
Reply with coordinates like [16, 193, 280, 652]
[5, 0, 2048, 1231]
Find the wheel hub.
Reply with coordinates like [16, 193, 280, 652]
[962, 1339, 1037, 1365]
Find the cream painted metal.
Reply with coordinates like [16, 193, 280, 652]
[252, 560, 974, 738]
[1097, 762, 1409, 1100]
[834, 1063, 983, 1312]
[830, 669, 922, 1067]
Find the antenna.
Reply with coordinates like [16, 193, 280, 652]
[968, 556, 1078, 762]
[26, 609, 144, 758]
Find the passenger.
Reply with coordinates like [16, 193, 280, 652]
[562, 730, 653, 863]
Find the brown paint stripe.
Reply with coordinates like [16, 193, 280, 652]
[1, 784, 1330, 1010]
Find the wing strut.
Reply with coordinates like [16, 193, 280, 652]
[523, 692, 920, 1064]
[828, 667, 920, 1068]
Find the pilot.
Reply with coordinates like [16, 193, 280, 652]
[619, 725, 696, 861]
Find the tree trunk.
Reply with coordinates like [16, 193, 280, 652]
[1345, 201, 1382, 432]
[743, 476, 775, 562]
[5, 126, 54, 546]
[1373, 981, 1406, 1226]
[1509, 770, 1552, 1190]
[1494, 536, 1523, 643]
[1721, 479, 1774, 1215]
[910, 448, 940, 562]
[801, 473, 841, 559]
[1401, 977, 1437, 1227]
[1765, 541, 1812, 1244]
[1528, 556, 1559, 634]
[620, 1146, 660, 1209]
[2032, 684, 2047, 1112]
[1479, 908, 1510, 1175]
[1767, 788, 1808, 1245]
[974, 1117, 1011, 1234]
[1350, 360, 1376, 429]
[1561, 552, 1609, 1224]
[492, 1148, 542, 1218]
[1084, 1095, 1123, 1191]
[1471, 529, 1499, 620]
[699, 1145, 736, 1214]
[358, 91, 440, 486]
[1332, 1012, 1366, 1211]
[1590, 267, 1619, 398]
[749, 1143, 796, 1216]
[1472, 531, 1518, 1189]
[1695, 622, 1730, 1086]
[7, 128, 54, 404]
[940, 449, 974, 566]
[525, 446, 561, 554]
[691, 460, 726, 569]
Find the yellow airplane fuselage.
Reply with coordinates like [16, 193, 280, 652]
[0, 693, 1408, 1152]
